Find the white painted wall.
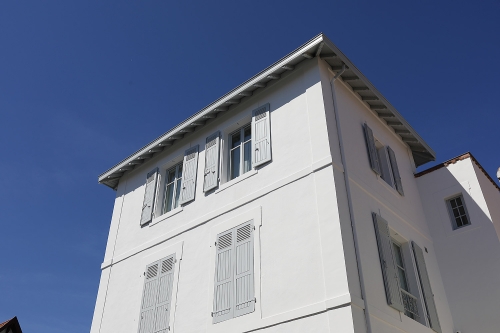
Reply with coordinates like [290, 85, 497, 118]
[416, 157, 500, 333]
[90, 59, 356, 333]
[319, 61, 454, 333]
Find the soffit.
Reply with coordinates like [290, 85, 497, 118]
[99, 33, 435, 189]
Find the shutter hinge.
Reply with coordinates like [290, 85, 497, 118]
[254, 297, 257, 303]
[211, 312, 213, 317]
[215, 242, 217, 246]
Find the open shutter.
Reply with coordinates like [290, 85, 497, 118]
[363, 124, 381, 175]
[372, 213, 404, 312]
[213, 229, 235, 323]
[138, 262, 161, 333]
[387, 147, 404, 196]
[153, 255, 176, 333]
[179, 145, 199, 205]
[252, 104, 271, 167]
[234, 222, 255, 318]
[140, 168, 159, 226]
[203, 132, 220, 192]
[412, 242, 442, 333]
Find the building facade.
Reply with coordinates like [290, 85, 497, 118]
[90, 34, 500, 333]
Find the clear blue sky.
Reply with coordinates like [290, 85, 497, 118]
[0, 1, 498, 332]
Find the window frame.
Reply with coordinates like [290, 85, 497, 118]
[391, 239, 419, 320]
[228, 124, 252, 181]
[162, 162, 183, 215]
[446, 194, 471, 230]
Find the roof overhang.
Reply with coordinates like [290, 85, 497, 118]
[99, 33, 436, 190]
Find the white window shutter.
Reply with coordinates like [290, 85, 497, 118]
[234, 222, 255, 318]
[153, 255, 176, 333]
[252, 104, 271, 167]
[179, 145, 199, 205]
[387, 146, 404, 196]
[412, 242, 442, 333]
[372, 213, 405, 312]
[203, 132, 220, 192]
[138, 262, 161, 333]
[363, 124, 381, 175]
[213, 229, 235, 323]
[140, 168, 159, 226]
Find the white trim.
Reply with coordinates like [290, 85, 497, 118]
[215, 169, 258, 194]
[150, 206, 184, 227]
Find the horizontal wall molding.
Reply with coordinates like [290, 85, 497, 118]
[101, 156, 334, 269]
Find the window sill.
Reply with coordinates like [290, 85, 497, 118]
[215, 169, 258, 194]
[150, 206, 183, 227]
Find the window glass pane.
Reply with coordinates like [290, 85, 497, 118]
[456, 217, 463, 227]
[459, 206, 466, 216]
[453, 208, 460, 218]
[230, 147, 241, 180]
[177, 164, 183, 178]
[244, 126, 251, 142]
[392, 243, 404, 267]
[397, 267, 409, 291]
[455, 196, 462, 206]
[164, 183, 175, 213]
[243, 141, 252, 174]
[174, 178, 182, 209]
[461, 215, 469, 226]
[231, 132, 241, 149]
[450, 199, 457, 208]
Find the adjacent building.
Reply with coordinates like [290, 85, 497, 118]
[90, 33, 500, 333]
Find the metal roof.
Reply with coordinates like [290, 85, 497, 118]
[99, 33, 436, 189]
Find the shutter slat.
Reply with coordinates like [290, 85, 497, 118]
[213, 230, 234, 323]
[140, 168, 159, 225]
[387, 147, 404, 196]
[412, 242, 441, 333]
[234, 222, 255, 318]
[252, 104, 271, 167]
[179, 146, 199, 205]
[203, 132, 220, 192]
[372, 213, 405, 312]
[363, 124, 381, 175]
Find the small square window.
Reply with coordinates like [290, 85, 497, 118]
[446, 194, 471, 229]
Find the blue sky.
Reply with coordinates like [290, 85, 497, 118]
[0, 1, 498, 332]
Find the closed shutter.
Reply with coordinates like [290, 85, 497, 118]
[252, 104, 271, 167]
[179, 145, 199, 205]
[138, 262, 161, 333]
[387, 147, 404, 196]
[372, 213, 404, 312]
[213, 229, 235, 323]
[234, 222, 255, 318]
[203, 132, 220, 192]
[140, 168, 159, 226]
[153, 255, 176, 333]
[363, 124, 381, 175]
[412, 242, 441, 333]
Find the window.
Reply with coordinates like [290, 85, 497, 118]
[213, 221, 255, 323]
[138, 255, 176, 333]
[446, 194, 471, 229]
[373, 213, 442, 332]
[162, 163, 183, 214]
[363, 124, 404, 195]
[392, 241, 418, 319]
[229, 125, 252, 180]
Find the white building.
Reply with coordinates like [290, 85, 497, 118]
[90, 33, 500, 333]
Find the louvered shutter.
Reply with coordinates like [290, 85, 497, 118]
[179, 145, 199, 205]
[138, 262, 161, 333]
[412, 242, 442, 333]
[203, 132, 220, 192]
[234, 222, 255, 318]
[153, 255, 176, 333]
[387, 147, 404, 196]
[372, 213, 404, 312]
[252, 104, 271, 167]
[363, 124, 381, 175]
[140, 168, 159, 225]
[213, 229, 235, 323]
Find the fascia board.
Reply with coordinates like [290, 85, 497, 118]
[98, 34, 325, 184]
